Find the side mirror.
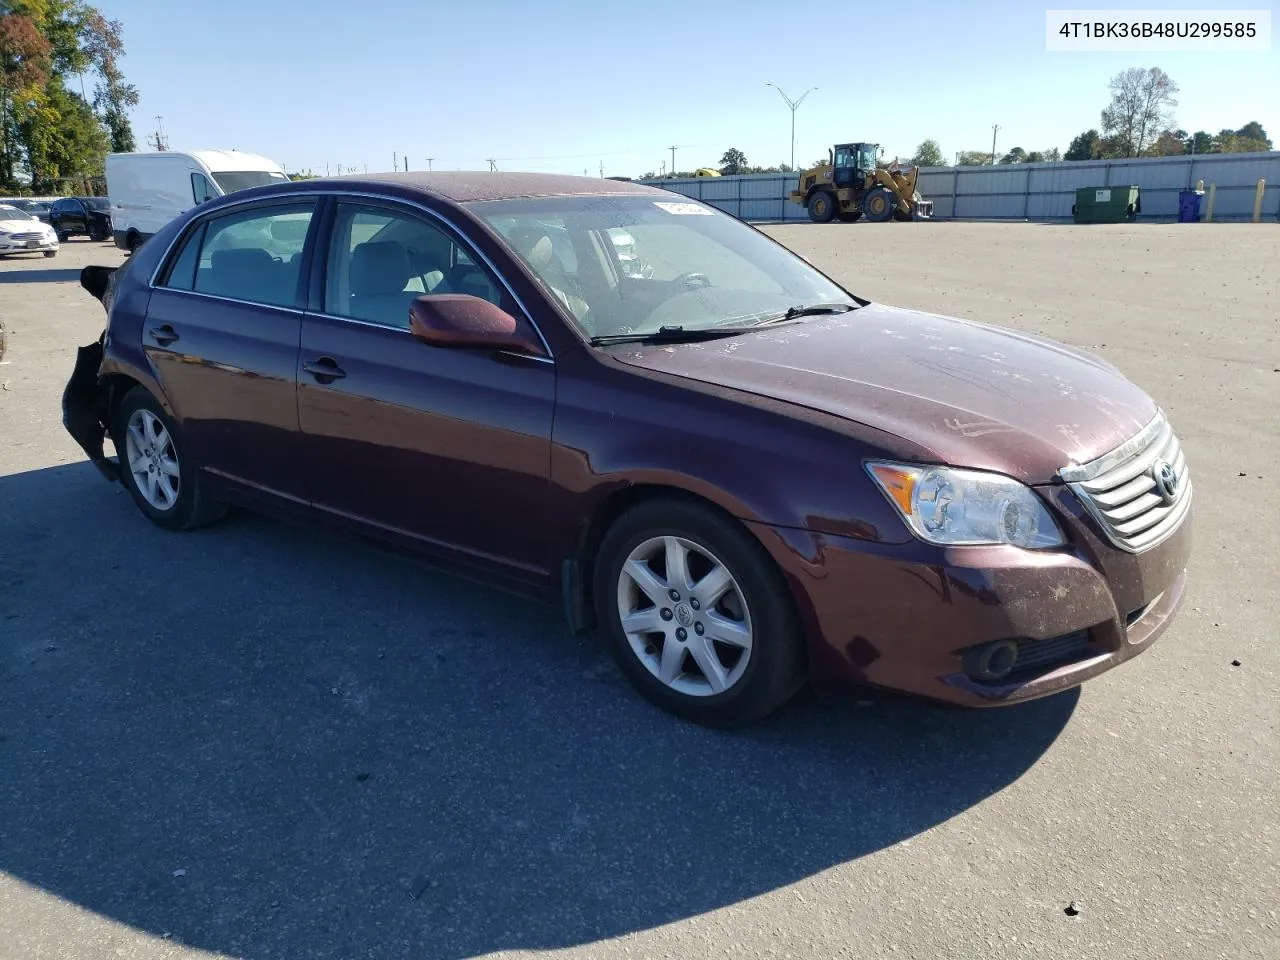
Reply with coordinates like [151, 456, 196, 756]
[408, 294, 542, 355]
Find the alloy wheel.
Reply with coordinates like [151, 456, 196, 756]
[616, 535, 754, 697]
[124, 408, 180, 511]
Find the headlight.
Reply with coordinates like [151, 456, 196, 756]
[866, 461, 1065, 548]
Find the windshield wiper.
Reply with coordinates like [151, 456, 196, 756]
[589, 325, 758, 346]
[752, 302, 858, 326]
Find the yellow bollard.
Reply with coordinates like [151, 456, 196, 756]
[1253, 179, 1266, 223]
[1205, 183, 1216, 222]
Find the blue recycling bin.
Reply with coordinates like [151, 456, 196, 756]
[1178, 189, 1204, 222]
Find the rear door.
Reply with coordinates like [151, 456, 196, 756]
[146, 198, 319, 504]
[296, 197, 557, 574]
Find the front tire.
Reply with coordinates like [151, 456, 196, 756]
[112, 387, 226, 531]
[862, 187, 895, 222]
[594, 499, 806, 727]
[43, 250, 56, 258]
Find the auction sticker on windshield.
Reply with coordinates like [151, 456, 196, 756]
[654, 201, 714, 215]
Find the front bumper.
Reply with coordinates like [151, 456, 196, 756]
[751, 486, 1192, 707]
[0, 236, 57, 253]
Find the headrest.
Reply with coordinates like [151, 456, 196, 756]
[350, 241, 411, 296]
[210, 247, 274, 273]
[508, 227, 556, 269]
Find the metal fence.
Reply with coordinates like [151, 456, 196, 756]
[640, 151, 1280, 223]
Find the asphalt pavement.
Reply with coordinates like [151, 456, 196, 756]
[0, 225, 1276, 960]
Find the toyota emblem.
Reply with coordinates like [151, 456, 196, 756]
[1152, 460, 1179, 503]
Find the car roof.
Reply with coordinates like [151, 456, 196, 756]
[306, 171, 669, 204]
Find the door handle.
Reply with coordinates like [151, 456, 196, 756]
[148, 325, 179, 346]
[302, 357, 346, 383]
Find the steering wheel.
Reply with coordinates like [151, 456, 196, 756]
[672, 272, 711, 288]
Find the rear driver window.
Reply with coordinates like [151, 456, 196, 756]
[160, 203, 315, 309]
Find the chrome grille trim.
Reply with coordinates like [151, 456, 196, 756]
[1061, 412, 1192, 554]
[9, 232, 45, 242]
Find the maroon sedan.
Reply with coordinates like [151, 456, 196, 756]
[62, 172, 1192, 726]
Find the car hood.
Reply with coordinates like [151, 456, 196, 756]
[0, 217, 43, 229]
[608, 302, 1158, 484]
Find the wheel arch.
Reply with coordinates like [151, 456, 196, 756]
[561, 482, 808, 666]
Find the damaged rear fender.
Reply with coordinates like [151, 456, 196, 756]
[62, 334, 120, 482]
[63, 264, 123, 481]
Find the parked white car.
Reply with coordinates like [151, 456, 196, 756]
[0, 204, 58, 257]
[105, 149, 288, 253]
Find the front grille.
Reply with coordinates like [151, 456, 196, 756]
[9, 232, 44, 242]
[1060, 412, 1192, 554]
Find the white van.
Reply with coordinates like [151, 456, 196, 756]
[105, 149, 289, 252]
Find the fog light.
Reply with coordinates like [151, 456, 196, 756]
[963, 639, 1020, 682]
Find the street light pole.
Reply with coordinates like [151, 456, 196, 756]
[766, 84, 817, 172]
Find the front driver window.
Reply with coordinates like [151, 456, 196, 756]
[324, 203, 504, 330]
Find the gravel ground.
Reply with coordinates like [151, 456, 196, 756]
[0, 224, 1276, 960]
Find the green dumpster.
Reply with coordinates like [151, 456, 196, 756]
[1072, 185, 1141, 223]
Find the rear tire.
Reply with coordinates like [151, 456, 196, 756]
[593, 498, 806, 727]
[112, 387, 226, 532]
[806, 190, 837, 224]
[125, 232, 143, 253]
[56, 229, 69, 243]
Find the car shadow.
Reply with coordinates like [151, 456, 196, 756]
[0, 462, 1079, 959]
[0, 266, 83, 283]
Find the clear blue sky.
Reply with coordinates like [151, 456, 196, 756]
[95, 0, 1277, 175]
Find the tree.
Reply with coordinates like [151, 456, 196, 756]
[999, 146, 1027, 164]
[955, 150, 992, 166]
[1064, 129, 1100, 161]
[1043, 147, 1062, 162]
[1235, 121, 1269, 146]
[719, 147, 747, 175]
[1148, 129, 1186, 156]
[1184, 130, 1214, 154]
[0, 10, 51, 188]
[909, 138, 943, 167]
[1100, 66, 1178, 157]
[21, 78, 105, 191]
[82, 10, 137, 152]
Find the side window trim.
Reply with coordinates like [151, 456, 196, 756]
[145, 188, 553, 358]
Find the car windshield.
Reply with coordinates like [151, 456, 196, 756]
[474, 194, 854, 339]
[84, 197, 110, 210]
[211, 170, 290, 193]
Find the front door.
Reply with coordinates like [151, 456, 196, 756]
[145, 199, 318, 503]
[296, 199, 556, 575]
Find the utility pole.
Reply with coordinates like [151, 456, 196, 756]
[765, 83, 817, 173]
[393, 151, 398, 171]
[426, 157, 433, 171]
[404, 156, 409, 171]
[668, 145, 677, 175]
[991, 124, 1000, 165]
[487, 158, 497, 171]
[599, 161, 604, 178]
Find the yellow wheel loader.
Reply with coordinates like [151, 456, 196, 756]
[789, 143, 933, 223]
